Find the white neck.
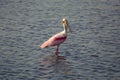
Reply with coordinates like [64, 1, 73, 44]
[63, 25, 67, 34]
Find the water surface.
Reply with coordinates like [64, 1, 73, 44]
[0, 0, 120, 80]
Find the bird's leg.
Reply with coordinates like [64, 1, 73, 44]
[55, 45, 59, 56]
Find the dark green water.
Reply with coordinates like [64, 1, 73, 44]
[0, 0, 120, 80]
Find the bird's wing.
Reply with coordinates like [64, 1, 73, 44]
[40, 33, 66, 48]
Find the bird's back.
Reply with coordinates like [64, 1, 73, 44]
[40, 32, 67, 48]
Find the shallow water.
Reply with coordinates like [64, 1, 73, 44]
[0, 0, 120, 80]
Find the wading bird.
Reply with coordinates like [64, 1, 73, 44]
[40, 18, 72, 57]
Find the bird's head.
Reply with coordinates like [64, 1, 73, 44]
[62, 18, 72, 32]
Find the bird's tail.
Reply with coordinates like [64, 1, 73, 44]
[40, 41, 48, 48]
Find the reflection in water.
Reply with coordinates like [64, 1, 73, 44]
[39, 54, 73, 80]
[0, 0, 119, 79]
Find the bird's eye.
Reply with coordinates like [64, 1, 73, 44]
[62, 21, 64, 23]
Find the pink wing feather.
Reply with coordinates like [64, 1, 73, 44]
[40, 34, 67, 48]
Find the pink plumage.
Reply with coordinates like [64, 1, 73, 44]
[41, 34, 67, 48]
[40, 18, 72, 56]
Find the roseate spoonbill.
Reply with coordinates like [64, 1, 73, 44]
[40, 18, 72, 56]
